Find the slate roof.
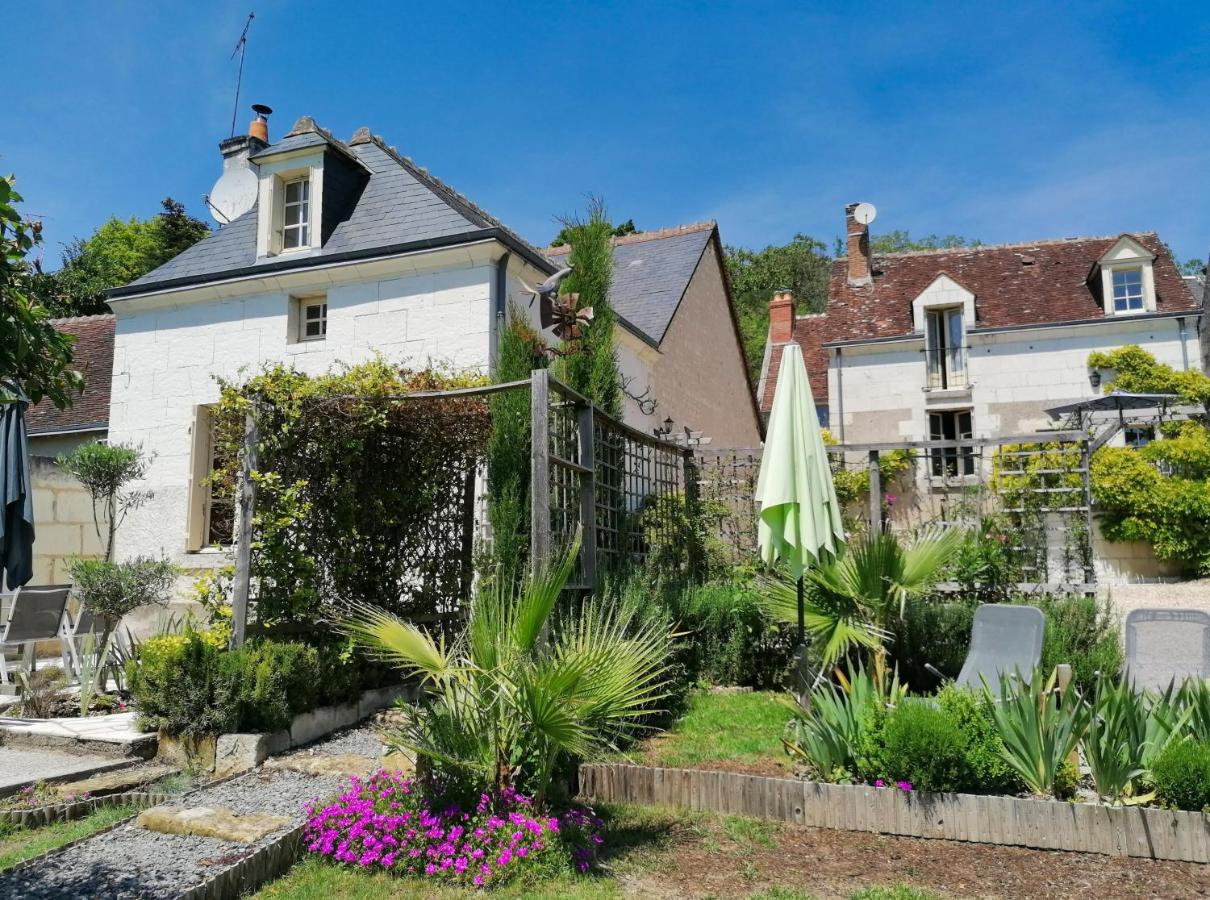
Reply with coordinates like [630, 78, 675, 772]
[1187, 275, 1206, 306]
[762, 232, 1200, 412]
[26, 315, 115, 435]
[111, 122, 554, 299]
[545, 223, 716, 345]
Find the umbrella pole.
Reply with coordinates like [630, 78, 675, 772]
[796, 575, 805, 646]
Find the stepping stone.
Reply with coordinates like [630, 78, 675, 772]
[55, 763, 176, 799]
[137, 805, 292, 843]
[262, 752, 376, 778]
[381, 749, 415, 775]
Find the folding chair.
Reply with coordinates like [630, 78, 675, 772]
[0, 584, 72, 688]
[1125, 608, 1210, 693]
[953, 603, 1046, 689]
[59, 605, 98, 680]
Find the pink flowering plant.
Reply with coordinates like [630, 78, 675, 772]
[304, 769, 605, 885]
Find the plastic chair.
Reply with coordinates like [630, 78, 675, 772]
[1125, 608, 1210, 693]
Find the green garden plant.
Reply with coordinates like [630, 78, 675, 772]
[340, 534, 674, 808]
[935, 685, 1021, 794]
[1151, 739, 1210, 812]
[763, 527, 964, 668]
[56, 441, 151, 561]
[1081, 675, 1152, 804]
[877, 699, 971, 793]
[984, 669, 1090, 797]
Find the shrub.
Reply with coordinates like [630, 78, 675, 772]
[242, 641, 320, 733]
[877, 699, 971, 793]
[16, 667, 67, 718]
[1031, 594, 1122, 693]
[935, 685, 1021, 794]
[304, 770, 604, 884]
[890, 597, 977, 691]
[1152, 739, 1210, 812]
[985, 669, 1089, 797]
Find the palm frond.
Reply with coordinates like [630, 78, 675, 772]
[337, 601, 451, 681]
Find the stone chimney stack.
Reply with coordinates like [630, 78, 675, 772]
[846, 202, 872, 285]
[769, 290, 795, 344]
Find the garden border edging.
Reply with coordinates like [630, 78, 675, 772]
[579, 763, 1210, 864]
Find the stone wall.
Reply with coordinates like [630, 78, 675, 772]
[29, 456, 106, 585]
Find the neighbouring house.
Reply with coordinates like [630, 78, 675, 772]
[546, 223, 762, 447]
[760, 204, 1203, 447]
[99, 111, 760, 571]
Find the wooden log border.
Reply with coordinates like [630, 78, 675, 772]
[579, 763, 1210, 864]
[0, 790, 174, 831]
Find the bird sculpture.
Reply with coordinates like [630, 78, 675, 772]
[518, 265, 574, 308]
[543, 292, 594, 342]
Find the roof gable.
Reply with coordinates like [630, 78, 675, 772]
[26, 315, 114, 437]
[1098, 234, 1155, 265]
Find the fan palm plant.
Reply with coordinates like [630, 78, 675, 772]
[339, 534, 673, 808]
[762, 527, 964, 668]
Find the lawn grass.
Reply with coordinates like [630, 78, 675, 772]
[0, 805, 135, 871]
[618, 688, 794, 773]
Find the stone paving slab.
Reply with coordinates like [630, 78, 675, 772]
[137, 805, 293, 843]
[0, 711, 148, 743]
[0, 748, 135, 794]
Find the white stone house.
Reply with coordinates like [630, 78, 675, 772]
[758, 204, 1204, 582]
[99, 114, 760, 573]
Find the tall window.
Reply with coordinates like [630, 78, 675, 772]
[189, 406, 235, 549]
[925, 308, 965, 389]
[282, 177, 310, 250]
[1112, 268, 1144, 312]
[929, 409, 974, 477]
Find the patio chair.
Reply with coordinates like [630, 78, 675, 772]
[953, 603, 1046, 689]
[59, 604, 98, 680]
[0, 584, 72, 689]
[1124, 608, 1210, 693]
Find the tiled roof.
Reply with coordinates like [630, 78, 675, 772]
[546, 223, 716, 345]
[25, 315, 114, 435]
[113, 124, 554, 298]
[763, 232, 1199, 412]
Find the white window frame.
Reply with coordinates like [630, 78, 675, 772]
[1111, 266, 1145, 313]
[928, 408, 975, 477]
[280, 176, 311, 252]
[1098, 236, 1157, 317]
[925, 306, 966, 390]
[297, 296, 328, 342]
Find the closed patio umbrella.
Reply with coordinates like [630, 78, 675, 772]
[1, 389, 35, 588]
[755, 343, 846, 642]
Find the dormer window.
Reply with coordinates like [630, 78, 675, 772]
[282, 177, 310, 250]
[1111, 267, 1144, 312]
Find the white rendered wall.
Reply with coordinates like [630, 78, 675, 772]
[108, 253, 499, 567]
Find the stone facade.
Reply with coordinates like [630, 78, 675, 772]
[29, 456, 107, 585]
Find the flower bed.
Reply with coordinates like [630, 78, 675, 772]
[303, 770, 604, 886]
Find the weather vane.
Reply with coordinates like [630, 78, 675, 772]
[229, 12, 256, 138]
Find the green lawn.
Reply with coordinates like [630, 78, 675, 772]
[0, 805, 136, 871]
[617, 688, 795, 774]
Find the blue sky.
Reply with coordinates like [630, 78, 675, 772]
[7, 1, 1209, 269]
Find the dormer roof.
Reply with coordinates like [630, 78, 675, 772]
[110, 121, 554, 300]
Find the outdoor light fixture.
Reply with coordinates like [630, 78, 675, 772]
[663, 416, 674, 433]
[1089, 369, 1102, 390]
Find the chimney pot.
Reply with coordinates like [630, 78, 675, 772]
[846, 202, 873, 285]
[249, 103, 272, 143]
[769, 290, 795, 344]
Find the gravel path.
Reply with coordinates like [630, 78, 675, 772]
[0, 724, 387, 899]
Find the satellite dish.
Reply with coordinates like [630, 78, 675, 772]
[208, 163, 258, 224]
[852, 202, 877, 226]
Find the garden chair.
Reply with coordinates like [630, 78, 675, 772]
[59, 604, 98, 680]
[1124, 608, 1210, 693]
[952, 603, 1046, 689]
[0, 584, 72, 690]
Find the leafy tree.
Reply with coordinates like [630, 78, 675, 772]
[1179, 258, 1205, 276]
[724, 235, 831, 381]
[0, 175, 82, 408]
[554, 198, 622, 417]
[57, 442, 152, 561]
[549, 216, 639, 248]
[865, 231, 981, 255]
[30, 198, 210, 316]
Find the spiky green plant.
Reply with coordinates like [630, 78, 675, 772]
[985, 668, 1090, 797]
[1082, 675, 1152, 804]
[763, 527, 964, 667]
[339, 534, 673, 808]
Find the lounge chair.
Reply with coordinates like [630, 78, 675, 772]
[0, 584, 72, 689]
[1125, 608, 1210, 693]
[953, 603, 1046, 689]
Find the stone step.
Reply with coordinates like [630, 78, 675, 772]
[136, 805, 293, 843]
[54, 763, 177, 799]
[262, 752, 378, 778]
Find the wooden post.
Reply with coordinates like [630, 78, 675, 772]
[1080, 438, 1095, 588]
[577, 399, 597, 588]
[682, 448, 704, 580]
[530, 369, 551, 577]
[231, 406, 260, 649]
[868, 449, 881, 533]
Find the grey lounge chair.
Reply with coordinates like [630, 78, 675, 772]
[0, 584, 72, 688]
[954, 603, 1046, 689]
[1125, 608, 1210, 693]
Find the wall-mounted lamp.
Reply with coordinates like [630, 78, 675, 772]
[1089, 369, 1102, 390]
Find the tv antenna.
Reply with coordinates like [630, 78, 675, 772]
[228, 12, 255, 138]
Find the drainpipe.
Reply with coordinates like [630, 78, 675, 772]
[834, 347, 846, 441]
[1177, 317, 1190, 371]
[490, 252, 511, 376]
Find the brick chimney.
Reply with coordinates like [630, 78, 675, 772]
[846, 202, 872, 285]
[769, 290, 795, 344]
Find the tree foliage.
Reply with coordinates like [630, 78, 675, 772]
[0, 175, 82, 408]
[57, 441, 152, 560]
[554, 198, 622, 417]
[1087, 344, 1210, 410]
[549, 216, 638, 248]
[725, 235, 831, 382]
[865, 230, 981, 255]
[30, 198, 210, 316]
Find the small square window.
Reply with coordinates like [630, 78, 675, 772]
[296, 297, 327, 342]
[1112, 267, 1144, 312]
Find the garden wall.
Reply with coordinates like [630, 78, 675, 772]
[580, 763, 1210, 864]
[28, 456, 107, 586]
